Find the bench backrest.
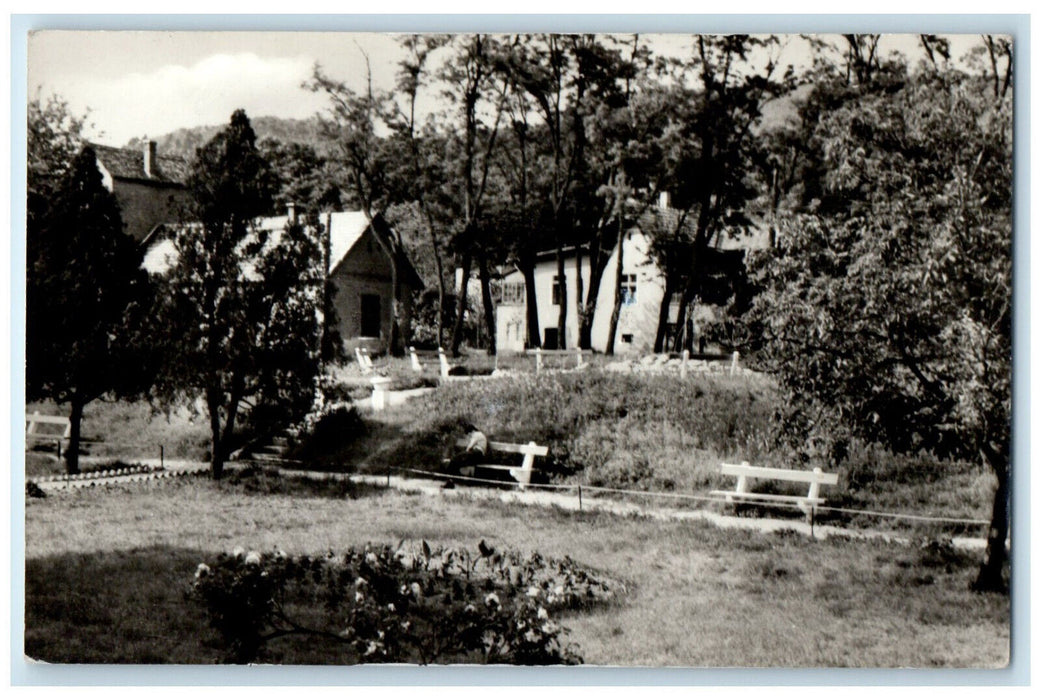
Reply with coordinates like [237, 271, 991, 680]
[455, 438, 549, 457]
[355, 346, 373, 371]
[438, 348, 451, 378]
[529, 347, 587, 371]
[719, 462, 838, 485]
[26, 412, 71, 439]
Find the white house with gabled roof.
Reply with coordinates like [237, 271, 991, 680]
[495, 198, 772, 355]
[143, 208, 424, 355]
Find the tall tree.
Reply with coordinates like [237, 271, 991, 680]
[26, 147, 152, 474]
[307, 62, 412, 355]
[386, 35, 452, 349]
[750, 66, 1012, 592]
[438, 34, 508, 356]
[155, 110, 324, 479]
[27, 94, 91, 266]
[259, 138, 343, 216]
[657, 35, 789, 353]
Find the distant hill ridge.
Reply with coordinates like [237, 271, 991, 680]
[125, 115, 330, 160]
[127, 88, 807, 161]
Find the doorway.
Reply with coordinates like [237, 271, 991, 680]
[360, 294, 381, 338]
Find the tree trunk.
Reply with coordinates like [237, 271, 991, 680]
[207, 390, 225, 480]
[653, 275, 676, 353]
[973, 445, 1010, 593]
[555, 246, 567, 349]
[671, 288, 696, 353]
[426, 216, 447, 350]
[578, 220, 614, 349]
[477, 252, 497, 356]
[574, 244, 585, 348]
[450, 252, 472, 357]
[520, 260, 541, 349]
[604, 226, 626, 356]
[65, 397, 84, 475]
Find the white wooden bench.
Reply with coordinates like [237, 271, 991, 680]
[710, 462, 838, 516]
[25, 412, 71, 457]
[529, 347, 589, 373]
[453, 438, 548, 490]
[409, 346, 424, 373]
[438, 347, 461, 380]
[355, 347, 376, 374]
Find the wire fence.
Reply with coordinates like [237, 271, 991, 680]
[390, 465, 992, 530]
[25, 439, 992, 533]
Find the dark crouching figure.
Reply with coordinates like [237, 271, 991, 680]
[442, 421, 488, 488]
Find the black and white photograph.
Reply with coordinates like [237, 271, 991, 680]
[19, 23, 1015, 672]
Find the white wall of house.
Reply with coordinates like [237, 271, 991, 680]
[496, 230, 667, 355]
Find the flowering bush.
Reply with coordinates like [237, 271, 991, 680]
[191, 540, 622, 664]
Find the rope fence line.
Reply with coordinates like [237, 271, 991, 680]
[25, 444, 991, 528]
[389, 466, 991, 528]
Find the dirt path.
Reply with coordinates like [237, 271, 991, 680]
[301, 470, 991, 552]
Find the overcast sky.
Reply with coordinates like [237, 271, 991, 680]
[27, 32, 987, 148]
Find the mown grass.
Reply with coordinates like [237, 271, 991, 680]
[25, 398, 212, 466]
[24, 474, 1008, 667]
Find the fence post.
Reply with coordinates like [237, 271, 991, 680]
[535, 347, 543, 374]
[730, 351, 740, 377]
[681, 349, 689, 379]
[578, 484, 582, 512]
[56, 439, 61, 462]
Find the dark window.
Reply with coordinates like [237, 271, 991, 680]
[500, 282, 525, 305]
[621, 333, 634, 344]
[543, 327, 558, 349]
[360, 294, 381, 338]
[551, 275, 565, 306]
[621, 274, 637, 305]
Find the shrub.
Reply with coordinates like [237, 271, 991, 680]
[285, 405, 365, 466]
[190, 541, 623, 664]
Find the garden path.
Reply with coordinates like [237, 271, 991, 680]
[310, 470, 991, 553]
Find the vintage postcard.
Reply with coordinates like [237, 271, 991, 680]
[22, 27, 1012, 673]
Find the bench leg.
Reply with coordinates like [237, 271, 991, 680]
[510, 448, 537, 491]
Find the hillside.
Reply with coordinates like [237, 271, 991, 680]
[125, 115, 330, 159]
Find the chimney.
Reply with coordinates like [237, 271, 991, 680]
[658, 191, 671, 211]
[287, 202, 297, 224]
[143, 140, 157, 178]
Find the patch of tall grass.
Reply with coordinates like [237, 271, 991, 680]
[352, 370, 992, 527]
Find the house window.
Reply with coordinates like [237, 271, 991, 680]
[621, 274, 637, 305]
[622, 333, 634, 344]
[543, 327, 559, 349]
[360, 294, 381, 338]
[499, 282, 525, 305]
[551, 275, 565, 306]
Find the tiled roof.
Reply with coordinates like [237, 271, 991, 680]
[90, 143, 190, 186]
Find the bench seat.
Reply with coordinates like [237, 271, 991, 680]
[454, 438, 548, 490]
[709, 490, 825, 506]
[714, 461, 837, 517]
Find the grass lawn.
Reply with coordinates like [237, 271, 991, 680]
[24, 472, 1009, 667]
